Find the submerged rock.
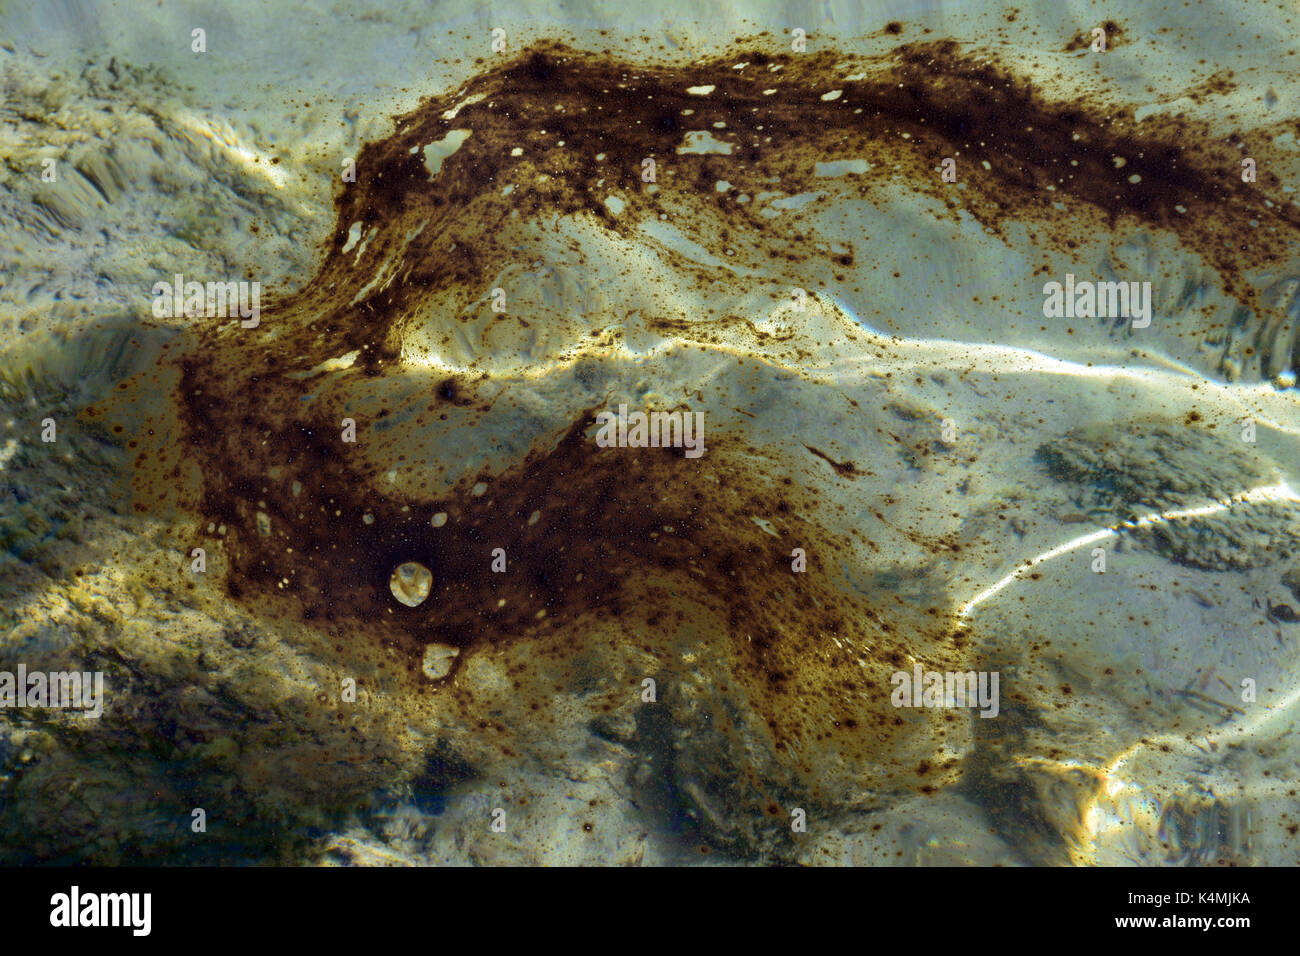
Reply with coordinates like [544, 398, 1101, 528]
[1037, 423, 1300, 571]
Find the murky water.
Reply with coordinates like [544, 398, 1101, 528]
[1, 1, 1298, 865]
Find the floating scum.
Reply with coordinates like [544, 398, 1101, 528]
[79, 34, 1300, 855]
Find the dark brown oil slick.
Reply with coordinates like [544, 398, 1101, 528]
[81, 33, 1298, 826]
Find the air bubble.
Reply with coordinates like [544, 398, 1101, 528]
[390, 561, 433, 607]
[421, 643, 459, 680]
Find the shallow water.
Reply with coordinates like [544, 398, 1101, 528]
[1, 0, 1298, 865]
